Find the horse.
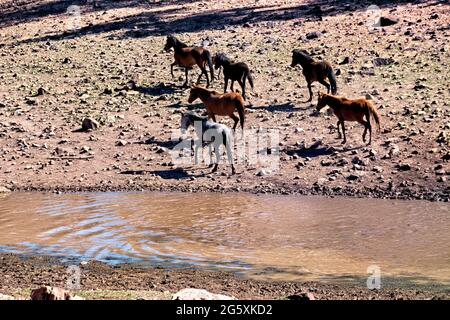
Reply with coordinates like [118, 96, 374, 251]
[164, 35, 214, 88]
[316, 92, 381, 145]
[213, 53, 254, 100]
[291, 49, 337, 102]
[187, 86, 245, 131]
[180, 111, 235, 174]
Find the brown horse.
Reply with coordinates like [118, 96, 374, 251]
[187, 86, 245, 130]
[164, 35, 214, 88]
[213, 52, 254, 100]
[316, 92, 381, 145]
[291, 49, 337, 102]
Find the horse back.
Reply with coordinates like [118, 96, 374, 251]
[175, 46, 205, 66]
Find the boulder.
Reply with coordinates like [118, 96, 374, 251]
[31, 286, 70, 300]
[30, 286, 84, 300]
[172, 288, 235, 300]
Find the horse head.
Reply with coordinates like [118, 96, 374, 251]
[187, 87, 200, 103]
[316, 91, 327, 111]
[164, 35, 176, 52]
[291, 49, 313, 67]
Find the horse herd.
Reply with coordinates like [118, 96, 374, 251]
[164, 35, 381, 174]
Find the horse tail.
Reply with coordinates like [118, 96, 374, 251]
[327, 67, 337, 95]
[203, 50, 214, 82]
[246, 70, 255, 92]
[367, 101, 381, 133]
[235, 95, 246, 130]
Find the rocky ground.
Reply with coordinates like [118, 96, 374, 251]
[0, 253, 448, 300]
[0, 0, 448, 200]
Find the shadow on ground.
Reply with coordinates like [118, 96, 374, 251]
[3, 0, 433, 45]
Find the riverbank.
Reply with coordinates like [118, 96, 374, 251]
[0, 0, 449, 201]
[0, 253, 448, 300]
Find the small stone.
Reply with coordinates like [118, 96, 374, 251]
[373, 166, 383, 173]
[0, 186, 11, 193]
[373, 57, 395, 67]
[256, 169, 271, 176]
[347, 174, 359, 181]
[398, 163, 412, 171]
[116, 140, 127, 146]
[81, 118, 99, 131]
[287, 292, 315, 301]
[378, 16, 398, 27]
[306, 31, 323, 39]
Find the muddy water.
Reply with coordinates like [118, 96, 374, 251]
[0, 192, 449, 287]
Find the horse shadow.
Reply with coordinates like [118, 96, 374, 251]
[120, 168, 190, 180]
[251, 102, 311, 113]
[286, 144, 361, 159]
[135, 82, 183, 96]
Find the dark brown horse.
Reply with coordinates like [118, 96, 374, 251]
[316, 92, 381, 145]
[164, 35, 214, 87]
[291, 49, 337, 102]
[213, 53, 254, 100]
[187, 86, 245, 130]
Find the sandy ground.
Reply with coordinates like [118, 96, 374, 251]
[0, 0, 449, 200]
[0, 253, 449, 300]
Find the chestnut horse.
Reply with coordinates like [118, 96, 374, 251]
[316, 92, 381, 145]
[291, 49, 337, 102]
[187, 86, 245, 130]
[164, 35, 214, 87]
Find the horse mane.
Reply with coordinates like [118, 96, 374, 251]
[293, 49, 314, 63]
[184, 111, 207, 121]
[168, 34, 188, 48]
[215, 52, 231, 65]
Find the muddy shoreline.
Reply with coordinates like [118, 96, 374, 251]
[0, 253, 448, 300]
[7, 182, 449, 202]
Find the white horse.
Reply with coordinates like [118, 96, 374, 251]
[180, 111, 235, 174]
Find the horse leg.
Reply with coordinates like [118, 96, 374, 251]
[336, 120, 342, 139]
[341, 121, 347, 144]
[365, 121, 372, 145]
[224, 136, 235, 175]
[204, 66, 210, 88]
[238, 78, 246, 100]
[183, 68, 189, 87]
[307, 82, 313, 102]
[230, 113, 239, 130]
[207, 142, 214, 167]
[211, 144, 220, 173]
[194, 139, 200, 165]
[224, 77, 229, 93]
[319, 79, 330, 94]
[230, 81, 235, 92]
[170, 62, 176, 78]
[358, 119, 369, 143]
[208, 112, 217, 123]
[196, 69, 203, 85]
